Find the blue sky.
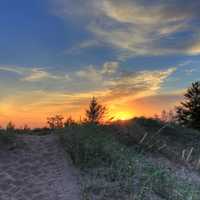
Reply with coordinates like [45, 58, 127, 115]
[0, 0, 200, 126]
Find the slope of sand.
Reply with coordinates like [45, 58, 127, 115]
[0, 134, 80, 200]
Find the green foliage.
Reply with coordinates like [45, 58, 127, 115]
[113, 117, 200, 165]
[176, 81, 200, 130]
[85, 97, 106, 124]
[0, 130, 16, 145]
[59, 123, 200, 199]
[78, 136, 200, 200]
[134, 164, 200, 200]
[59, 124, 116, 167]
[0, 122, 16, 146]
[133, 117, 164, 130]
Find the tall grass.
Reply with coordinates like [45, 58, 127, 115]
[58, 123, 200, 200]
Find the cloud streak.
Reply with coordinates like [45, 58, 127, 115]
[21, 68, 59, 82]
[52, 0, 200, 57]
[0, 66, 61, 82]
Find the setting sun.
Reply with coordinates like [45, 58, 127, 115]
[113, 111, 134, 121]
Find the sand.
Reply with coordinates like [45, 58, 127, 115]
[0, 134, 80, 200]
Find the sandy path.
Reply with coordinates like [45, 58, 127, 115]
[0, 134, 80, 200]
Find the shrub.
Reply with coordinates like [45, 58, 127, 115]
[59, 124, 117, 167]
[47, 115, 64, 129]
[0, 130, 16, 146]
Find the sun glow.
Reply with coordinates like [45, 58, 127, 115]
[113, 111, 134, 121]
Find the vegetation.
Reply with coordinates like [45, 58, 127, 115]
[59, 123, 200, 200]
[114, 117, 200, 166]
[57, 94, 200, 199]
[47, 115, 64, 129]
[85, 97, 106, 124]
[6, 121, 15, 132]
[64, 116, 76, 127]
[0, 128, 16, 147]
[176, 81, 200, 130]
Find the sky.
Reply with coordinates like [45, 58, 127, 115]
[0, 0, 200, 127]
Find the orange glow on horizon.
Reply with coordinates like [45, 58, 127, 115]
[109, 111, 134, 121]
[0, 94, 179, 128]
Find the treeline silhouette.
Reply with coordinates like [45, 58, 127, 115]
[46, 81, 200, 131]
[0, 81, 200, 132]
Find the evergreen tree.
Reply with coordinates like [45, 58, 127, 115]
[85, 97, 106, 124]
[176, 81, 200, 130]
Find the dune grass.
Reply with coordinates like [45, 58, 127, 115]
[58, 123, 200, 200]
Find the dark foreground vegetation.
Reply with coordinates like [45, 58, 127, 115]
[56, 81, 200, 199]
[0, 130, 16, 147]
[57, 118, 200, 200]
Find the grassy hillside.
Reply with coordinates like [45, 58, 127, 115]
[58, 119, 200, 200]
[113, 118, 200, 168]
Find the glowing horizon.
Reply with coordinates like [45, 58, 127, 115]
[0, 94, 181, 128]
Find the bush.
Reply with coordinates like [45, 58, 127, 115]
[59, 124, 118, 167]
[0, 130, 16, 146]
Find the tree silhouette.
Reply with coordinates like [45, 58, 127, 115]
[6, 121, 15, 132]
[47, 115, 64, 129]
[64, 116, 75, 127]
[85, 97, 106, 124]
[176, 81, 200, 130]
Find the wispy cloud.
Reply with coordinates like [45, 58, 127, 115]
[21, 68, 59, 82]
[64, 40, 100, 55]
[0, 66, 61, 82]
[0, 66, 27, 75]
[0, 62, 177, 98]
[52, 0, 200, 58]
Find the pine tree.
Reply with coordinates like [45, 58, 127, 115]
[85, 97, 106, 124]
[176, 81, 200, 130]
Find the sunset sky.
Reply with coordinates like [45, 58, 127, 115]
[0, 0, 200, 127]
